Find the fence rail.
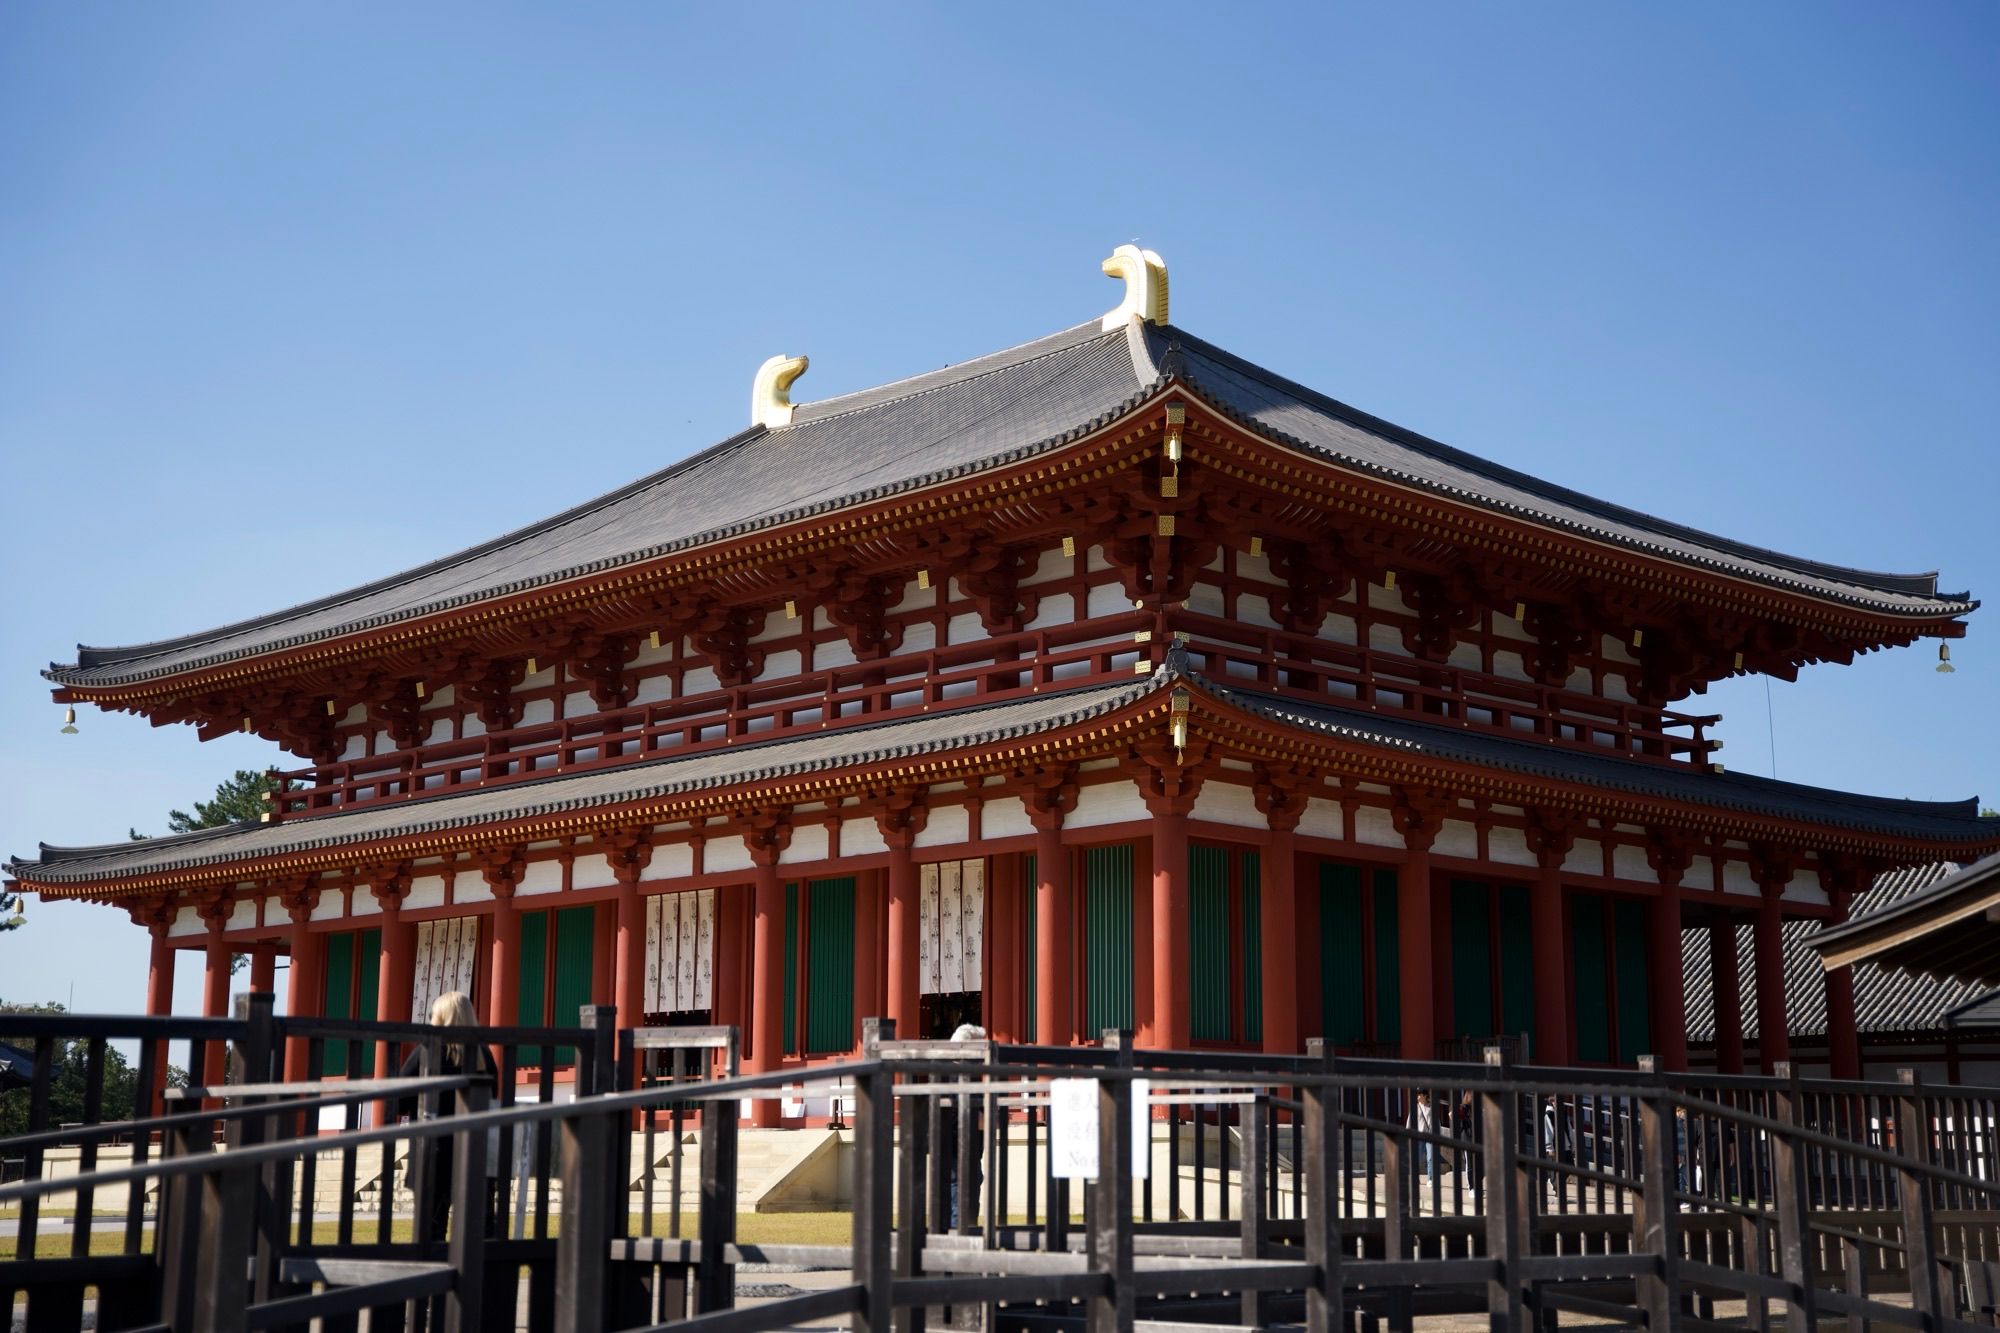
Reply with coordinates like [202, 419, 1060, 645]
[4, 1001, 1998, 1330]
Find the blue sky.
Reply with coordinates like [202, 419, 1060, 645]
[2, 4, 1994, 1017]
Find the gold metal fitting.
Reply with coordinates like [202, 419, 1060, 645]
[1632, 629, 1645, 648]
[1157, 514, 1176, 537]
[1249, 535, 1264, 558]
[414, 680, 427, 699]
[1733, 651, 1744, 671]
[1383, 570, 1397, 591]
[1514, 602, 1527, 622]
[649, 629, 662, 650]
[917, 569, 931, 590]
[60, 705, 78, 735]
[1062, 535, 1076, 558]
[785, 599, 798, 620]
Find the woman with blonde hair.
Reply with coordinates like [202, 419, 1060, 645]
[396, 991, 497, 1246]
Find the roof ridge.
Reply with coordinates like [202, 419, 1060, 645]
[1156, 322, 1961, 605]
[783, 319, 1115, 428]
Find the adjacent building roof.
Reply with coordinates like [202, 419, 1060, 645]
[48, 307, 1970, 692]
[1684, 862, 1993, 1043]
[1808, 850, 2000, 989]
[1945, 987, 2000, 1031]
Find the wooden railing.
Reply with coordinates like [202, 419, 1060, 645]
[6, 1003, 2000, 1330]
[269, 609, 1722, 819]
[1165, 607, 1721, 769]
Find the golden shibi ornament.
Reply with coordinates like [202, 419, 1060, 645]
[60, 705, 78, 735]
[1937, 643, 1955, 674]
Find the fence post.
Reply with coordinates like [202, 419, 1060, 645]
[1480, 1044, 1525, 1326]
[1769, 1062, 1819, 1331]
[1239, 1090, 1270, 1327]
[554, 1063, 611, 1333]
[1088, 1030, 1135, 1333]
[1895, 1068, 1946, 1323]
[855, 1023, 896, 1333]
[443, 1076, 490, 1333]
[1301, 1038, 1345, 1333]
[695, 1073, 741, 1315]
[182, 992, 274, 1333]
[892, 1019, 928, 1333]
[1632, 1054, 1683, 1329]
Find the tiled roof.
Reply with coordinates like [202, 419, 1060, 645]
[47, 307, 1969, 691]
[1945, 988, 2000, 1030]
[1682, 862, 1992, 1042]
[1199, 681, 1995, 843]
[10, 676, 1155, 889]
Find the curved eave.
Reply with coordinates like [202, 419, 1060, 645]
[9, 676, 1176, 902]
[1811, 851, 2000, 976]
[1170, 381, 1976, 628]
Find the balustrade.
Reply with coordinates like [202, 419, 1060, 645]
[269, 610, 1721, 819]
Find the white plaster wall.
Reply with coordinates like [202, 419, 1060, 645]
[1024, 592, 1072, 631]
[1086, 582, 1132, 618]
[945, 612, 984, 646]
[983, 795, 1032, 840]
[900, 621, 938, 654]
[1721, 859, 1759, 897]
[562, 690, 592, 717]
[842, 819, 889, 860]
[520, 697, 555, 726]
[1782, 877, 1826, 907]
[169, 905, 204, 938]
[1491, 613, 1533, 644]
[1084, 545, 1111, 574]
[914, 803, 971, 849]
[816, 635, 857, 670]
[226, 897, 259, 932]
[404, 875, 448, 911]
[351, 888, 381, 917]
[787, 823, 830, 864]
[1489, 651, 1532, 685]
[455, 878, 494, 906]
[1601, 638, 1638, 667]
[1319, 612, 1359, 646]
[1237, 592, 1281, 631]
[1433, 819, 1479, 860]
[1686, 855, 1719, 894]
[887, 576, 926, 616]
[1297, 797, 1343, 840]
[1366, 584, 1410, 614]
[1446, 641, 1482, 672]
[1186, 582, 1225, 618]
[1368, 623, 1402, 654]
[311, 892, 347, 922]
[705, 835, 751, 875]
[426, 718, 453, 744]
[1238, 553, 1284, 587]
[744, 609, 783, 645]
[461, 715, 488, 738]
[1611, 844, 1651, 883]
[631, 636, 675, 668]
[570, 853, 614, 891]
[682, 664, 719, 695]
[339, 733, 368, 760]
[1487, 826, 1535, 868]
[517, 858, 564, 896]
[1021, 546, 1072, 586]
[1191, 782, 1263, 829]
[1352, 805, 1401, 848]
[632, 673, 672, 705]
[1563, 840, 1602, 876]
[758, 649, 802, 679]
[653, 841, 695, 881]
[1066, 781, 1149, 830]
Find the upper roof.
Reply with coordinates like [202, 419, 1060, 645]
[46, 302, 1972, 692]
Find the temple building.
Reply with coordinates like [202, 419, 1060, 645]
[11, 247, 1998, 1121]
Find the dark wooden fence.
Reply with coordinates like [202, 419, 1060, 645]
[5, 999, 2000, 1331]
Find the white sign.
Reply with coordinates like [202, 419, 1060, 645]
[1048, 1077, 1150, 1179]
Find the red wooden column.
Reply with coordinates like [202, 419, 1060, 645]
[1393, 791, 1444, 1061]
[1645, 831, 1693, 1072]
[198, 892, 234, 1093]
[249, 945, 277, 996]
[1751, 850, 1796, 1073]
[715, 885, 744, 1033]
[370, 868, 416, 1120]
[279, 879, 323, 1082]
[1820, 859, 1868, 1080]
[1526, 814, 1575, 1065]
[1709, 912, 1746, 1074]
[600, 829, 656, 1033]
[478, 848, 527, 1028]
[1253, 766, 1310, 1056]
[743, 812, 792, 1128]
[1027, 767, 1079, 1045]
[875, 793, 928, 1041]
[852, 870, 882, 1037]
[130, 897, 178, 1117]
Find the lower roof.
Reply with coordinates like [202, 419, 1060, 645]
[12, 663, 1998, 897]
[1809, 850, 2000, 988]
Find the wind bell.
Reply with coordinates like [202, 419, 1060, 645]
[59, 705, 78, 735]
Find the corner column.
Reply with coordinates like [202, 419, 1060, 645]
[1026, 767, 1078, 1046]
[1645, 831, 1693, 1072]
[129, 897, 178, 1118]
[1393, 790, 1443, 1061]
[279, 879, 323, 1082]
[1709, 911, 1746, 1074]
[1751, 849, 1795, 1073]
[1254, 766, 1310, 1056]
[744, 811, 792, 1128]
[1526, 814, 1575, 1065]
[198, 892, 234, 1093]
